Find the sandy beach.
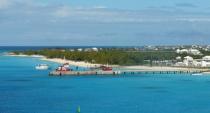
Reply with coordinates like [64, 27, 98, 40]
[41, 57, 102, 68]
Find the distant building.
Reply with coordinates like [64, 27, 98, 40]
[192, 45, 199, 48]
[175, 55, 210, 67]
[176, 48, 201, 55]
[176, 49, 188, 54]
[201, 56, 210, 67]
[202, 56, 210, 61]
[84, 48, 92, 52]
[60, 49, 66, 52]
[69, 49, 75, 52]
[176, 56, 182, 61]
[77, 48, 83, 52]
[193, 60, 202, 67]
[175, 62, 185, 67]
[183, 56, 194, 66]
[201, 61, 210, 67]
[188, 49, 201, 55]
[83, 47, 99, 52]
[92, 47, 98, 52]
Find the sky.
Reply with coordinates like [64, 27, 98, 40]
[1, 0, 210, 46]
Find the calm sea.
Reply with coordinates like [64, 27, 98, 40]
[1, 47, 210, 113]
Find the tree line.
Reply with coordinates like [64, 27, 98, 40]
[14, 49, 177, 66]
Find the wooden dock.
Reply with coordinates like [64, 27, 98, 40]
[49, 70, 203, 76]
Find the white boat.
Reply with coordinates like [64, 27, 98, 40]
[63, 63, 70, 68]
[192, 73, 203, 76]
[35, 64, 49, 70]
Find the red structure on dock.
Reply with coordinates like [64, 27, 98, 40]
[100, 66, 113, 71]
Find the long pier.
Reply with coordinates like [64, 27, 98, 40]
[49, 70, 204, 76]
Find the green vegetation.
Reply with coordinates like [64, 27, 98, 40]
[14, 49, 178, 66]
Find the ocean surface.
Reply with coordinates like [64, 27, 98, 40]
[1, 47, 210, 113]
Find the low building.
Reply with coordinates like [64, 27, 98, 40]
[176, 48, 201, 55]
[176, 49, 188, 54]
[84, 48, 92, 52]
[201, 56, 210, 67]
[188, 49, 201, 55]
[183, 56, 194, 67]
[69, 49, 75, 52]
[175, 62, 185, 67]
[176, 56, 182, 61]
[193, 60, 202, 67]
[202, 56, 210, 61]
[201, 61, 210, 67]
[77, 48, 83, 52]
[92, 47, 98, 52]
[176, 55, 210, 67]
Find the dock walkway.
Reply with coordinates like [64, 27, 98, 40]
[49, 70, 204, 76]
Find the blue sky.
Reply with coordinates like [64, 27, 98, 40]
[1, 0, 210, 46]
[40, 0, 208, 11]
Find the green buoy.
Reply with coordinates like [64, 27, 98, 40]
[77, 106, 81, 113]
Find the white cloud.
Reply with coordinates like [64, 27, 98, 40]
[53, 6, 110, 18]
[1, 1, 210, 45]
[52, 6, 210, 23]
[92, 6, 107, 9]
[0, 0, 12, 9]
[175, 18, 210, 22]
[54, 6, 71, 17]
[2, 1, 210, 23]
[0, 0, 210, 23]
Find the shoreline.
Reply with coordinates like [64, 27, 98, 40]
[5, 53, 210, 73]
[5, 52, 108, 68]
[5, 53, 102, 68]
[120, 66, 209, 72]
[4, 52, 45, 58]
[41, 57, 103, 68]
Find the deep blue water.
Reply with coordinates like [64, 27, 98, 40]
[1, 50, 210, 113]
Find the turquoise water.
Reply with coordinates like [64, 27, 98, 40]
[1, 54, 210, 113]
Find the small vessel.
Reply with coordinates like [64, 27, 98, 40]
[192, 73, 203, 76]
[35, 64, 49, 70]
[63, 63, 70, 68]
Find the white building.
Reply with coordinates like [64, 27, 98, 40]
[202, 56, 210, 61]
[69, 49, 75, 52]
[175, 62, 185, 67]
[176, 48, 201, 55]
[77, 48, 83, 52]
[201, 56, 210, 67]
[175, 55, 210, 67]
[183, 56, 194, 66]
[184, 56, 193, 61]
[176, 49, 188, 54]
[193, 60, 202, 67]
[84, 48, 92, 52]
[188, 49, 201, 55]
[192, 45, 198, 48]
[176, 56, 182, 60]
[92, 47, 98, 52]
